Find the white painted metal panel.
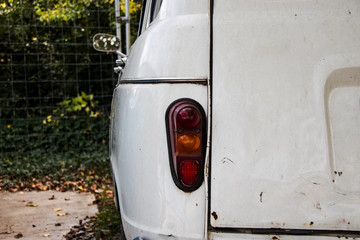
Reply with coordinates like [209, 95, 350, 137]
[122, 0, 209, 80]
[111, 84, 207, 240]
[211, 0, 360, 230]
[109, 1, 210, 239]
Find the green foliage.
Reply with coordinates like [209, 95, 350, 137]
[52, 92, 100, 120]
[0, 93, 109, 181]
[0, 0, 141, 183]
[0, 0, 116, 119]
[33, 0, 116, 24]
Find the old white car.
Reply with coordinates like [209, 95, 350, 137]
[94, 0, 360, 239]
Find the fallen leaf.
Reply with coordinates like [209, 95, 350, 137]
[18, 200, 26, 202]
[90, 184, 97, 191]
[43, 233, 50, 237]
[26, 203, 39, 207]
[53, 208, 62, 212]
[106, 190, 113, 198]
[55, 223, 61, 226]
[14, 233, 23, 238]
[48, 195, 55, 200]
[57, 212, 68, 216]
[64, 198, 70, 201]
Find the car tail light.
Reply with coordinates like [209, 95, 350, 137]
[166, 99, 206, 192]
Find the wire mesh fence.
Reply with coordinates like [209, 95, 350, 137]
[0, 1, 118, 169]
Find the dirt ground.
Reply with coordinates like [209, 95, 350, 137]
[0, 191, 98, 240]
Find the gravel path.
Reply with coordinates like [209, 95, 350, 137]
[0, 191, 97, 240]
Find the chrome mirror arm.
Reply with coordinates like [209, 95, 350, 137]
[115, 51, 127, 71]
[116, 50, 127, 59]
[114, 53, 127, 75]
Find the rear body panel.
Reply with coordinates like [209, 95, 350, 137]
[210, 0, 360, 231]
[111, 84, 207, 240]
[109, 0, 210, 239]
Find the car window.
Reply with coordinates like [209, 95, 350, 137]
[138, 0, 163, 36]
[150, 0, 163, 23]
[137, 0, 147, 36]
[138, 0, 151, 36]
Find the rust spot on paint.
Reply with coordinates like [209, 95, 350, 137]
[270, 222, 284, 229]
[334, 171, 343, 177]
[211, 211, 218, 220]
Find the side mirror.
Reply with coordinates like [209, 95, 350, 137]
[93, 33, 121, 53]
[93, 33, 127, 74]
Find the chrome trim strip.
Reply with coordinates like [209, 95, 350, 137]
[118, 77, 208, 85]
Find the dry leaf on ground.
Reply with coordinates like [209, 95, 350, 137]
[57, 212, 69, 216]
[26, 203, 38, 207]
[14, 232, 23, 238]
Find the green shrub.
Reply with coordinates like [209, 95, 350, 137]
[0, 92, 109, 181]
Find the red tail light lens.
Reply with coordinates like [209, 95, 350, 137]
[176, 107, 201, 129]
[180, 160, 199, 186]
[166, 99, 206, 192]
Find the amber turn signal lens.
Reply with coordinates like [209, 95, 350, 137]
[177, 133, 201, 155]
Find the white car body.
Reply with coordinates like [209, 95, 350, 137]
[109, 0, 360, 239]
